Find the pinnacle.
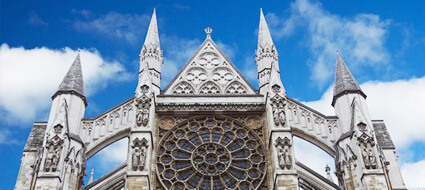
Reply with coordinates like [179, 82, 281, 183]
[53, 53, 86, 105]
[258, 8, 274, 50]
[332, 53, 365, 106]
[143, 9, 160, 50]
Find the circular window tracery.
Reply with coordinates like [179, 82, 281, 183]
[157, 116, 266, 190]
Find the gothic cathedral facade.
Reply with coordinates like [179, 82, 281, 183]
[15, 9, 407, 190]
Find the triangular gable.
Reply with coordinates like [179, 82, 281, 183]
[163, 37, 256, 95]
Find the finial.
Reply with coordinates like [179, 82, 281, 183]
[336, 50, 340, 56]
[205, 27, 213, 38]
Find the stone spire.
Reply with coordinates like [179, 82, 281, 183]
[53, 53, 86, 105]
[142, 9, 160, 51]
[136, 62, 152, 98]
[139, 9, 163, 94]
[256, 9, 280, 95]
[258, 8, 275, 50]
[332, 52, 366, 106]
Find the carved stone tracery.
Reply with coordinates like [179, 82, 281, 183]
[156, 116, 266, 190]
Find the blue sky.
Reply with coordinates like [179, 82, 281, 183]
[1, 0, 425, 188]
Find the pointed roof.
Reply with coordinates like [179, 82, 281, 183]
[258, 8, 275, 50]
[332, 53, 366, 106]
[53, 54, 87, 106]
[163, 32, 256, 95]
[269, 62, 286, 95]
[142, 9, 160, 50]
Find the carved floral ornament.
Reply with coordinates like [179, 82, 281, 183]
[156, 116, 266, 190]
[132, 138, 149, 171]
[275, 137, 292, 170]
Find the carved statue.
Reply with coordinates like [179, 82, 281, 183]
[132, 147, 141, 171]
[283, 148, 292, 170]
[132, 138, 149, 171]
[276, 137, 292, 170]
[139, 147, 146, 171]
[44, 144, 62, 172]
[271, 96, 287, 127]
[135, 85, 151, 127]
[44, 146, 54, 172]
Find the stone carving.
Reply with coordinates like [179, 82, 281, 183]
[212, 67, 233, 85]
[245, 115, 262, 129]
[186, 67, 207, 85]
[275, 137, 292, 170]
[159, 116, 176, 130]
[199, 81, 220, 95]
[199, 52, 220, 69]
[132, 137, 149, 171]
[357, 122, 367, 133]
[225, 81, 247, 94]
[359, 133, 377, 169]
[136, 85, 151, 127]
[270, 94, 287, 127]
[44, 135, 63, 172]
[172, 81, 195, 95]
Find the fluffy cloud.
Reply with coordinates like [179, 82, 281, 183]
[293, 137, 336, 181]
[268, 0, 390, 87]
[302, 76, 425, 187]
[0, 44, 130, 126]
[73, 11, 150, 44]
[400, 160, 425, 187]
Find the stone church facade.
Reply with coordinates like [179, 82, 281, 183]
[15, 9, 407, 190]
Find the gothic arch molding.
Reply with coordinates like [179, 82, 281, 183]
[291, 127, 335, 157]
[86, 127, 130, 159]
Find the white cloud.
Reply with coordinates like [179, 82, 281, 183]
[400, 159, 425, 188]
[301, 76, 425, 188]
[268, 0, 390, 87]
[73, 11, 150, 44]
[0, 44, 130, 127]
[293, 137, 337, 181]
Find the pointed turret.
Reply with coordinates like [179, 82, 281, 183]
[139, 9, 163, 94]
[53, 54, 87, 106]
[331, 52, 366, 106]
[143, 9, 160, 51]
[256, 9, 280, 95]
[258, 8, 275, 51]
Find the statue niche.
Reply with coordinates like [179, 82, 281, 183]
[275, 137, 292, 170]
[131, 137, 149, 171]
[136, 85, 151, 127]
[271, 93, 287, 127]
[43, 135, 63, 172]
[358, 133, 377, 169]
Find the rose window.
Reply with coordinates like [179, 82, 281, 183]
[157, 117, 266, 190]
